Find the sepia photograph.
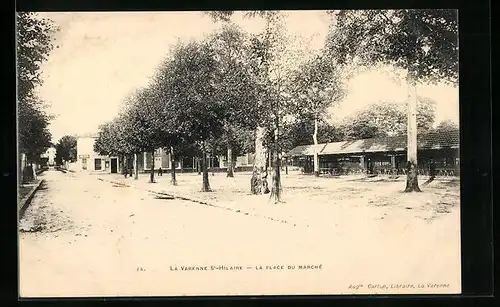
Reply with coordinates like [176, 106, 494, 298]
[17, 10, 460, 297]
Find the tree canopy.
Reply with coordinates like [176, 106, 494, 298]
[55, 135, 77, 164]
[17, 12, 58, 166]
[17, 12, 58, 102]
[326, 9, 458, 85]
[340, 97, 436, 140]
[433, 119, 459, 133]
[18, 96, 53, 163]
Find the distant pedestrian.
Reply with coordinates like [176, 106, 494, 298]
[429, 159, 436, 180]
[158, 167, 163, 176]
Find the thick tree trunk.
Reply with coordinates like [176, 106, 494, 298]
[149, 150, 155, 183]
[170, 146, 177, 186]
[313, 117, 320, 177]
[262, 149, 270, 194]
[404, 71, 421, 192]
[226, 146, 234, 177]
[250, 126, 268, 194]
[270, 126, 281, 203]
[201, 141, 211, 192]
[134, 153, 138, 180]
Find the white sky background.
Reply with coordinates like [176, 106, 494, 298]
[35, 11, 459, 143]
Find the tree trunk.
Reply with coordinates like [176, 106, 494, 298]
[197, 157, 201, 175]
[19, 154, 24, 186]
[313, 117, 320, 177]
[262, 149, 270, 194]
[270, 125, 281, 203]
[134, 153, 138, 180]
[250, 126, 267, 194]
[226, 145, 234, 177]
[126, 155, 130, 177]
[31, 162, 37, 181]
[404, 71, 421, 192]
[201, 141, 211, 192]
[149, 150, 155, 183]
[170, 146, 177, 186]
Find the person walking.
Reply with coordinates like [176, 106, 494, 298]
[158, 167, 163, 176]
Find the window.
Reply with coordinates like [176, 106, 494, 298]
[95, 159, 102, 170]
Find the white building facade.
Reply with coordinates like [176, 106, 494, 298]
[40, 147, 56, 166]
[76, 135, 119, 173]
[76, 134, 256, 173]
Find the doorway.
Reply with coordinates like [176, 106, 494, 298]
[111, 158, 118, 173]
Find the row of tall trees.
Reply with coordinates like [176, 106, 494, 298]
[95, 12, 345, 203]
[17, 12, 58, 183]
[95, 9, 458, 200]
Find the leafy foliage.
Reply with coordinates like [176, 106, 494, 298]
[18, 96, 53, 163]
[94, 121, 121, 156]
[326, 9, 458, 85]
[204, 10, 278, 23]
[341, 97, 436, 140]
[55, 135, 77, 164]
[120, 87, 164, 154]
[281, 119, 344, 150]
[288, 54, 346, 120]
[433, 119, 459, 133]
[158, 41, 227, 143]
[17, 13, 57, 163]
[16, 12, 59, 102]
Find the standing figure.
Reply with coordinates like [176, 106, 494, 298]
[429, 159, 436, 180]
[158, 167, 163, 176]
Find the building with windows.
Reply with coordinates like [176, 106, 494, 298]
[76, 134, 120, 173]
[285, 130, 460, 177]
[76, 134, 257, 174]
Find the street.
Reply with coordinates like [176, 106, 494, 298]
[19, 169, 461, 297]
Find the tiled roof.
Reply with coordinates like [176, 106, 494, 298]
[286, 144, 327, 156]
[285, 130, 459, 157]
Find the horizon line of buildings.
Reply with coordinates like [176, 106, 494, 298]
[73, 129, 459, 176]
[75, 135, 255, 174]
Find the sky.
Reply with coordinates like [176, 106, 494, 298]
[35, 11, 459, 143]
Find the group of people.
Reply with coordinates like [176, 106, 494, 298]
[123, 167, 166, 178]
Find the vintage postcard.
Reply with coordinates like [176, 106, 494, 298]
[17, 10, 460, 297]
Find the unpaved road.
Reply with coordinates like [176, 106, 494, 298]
[19, 169, 461, 297]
